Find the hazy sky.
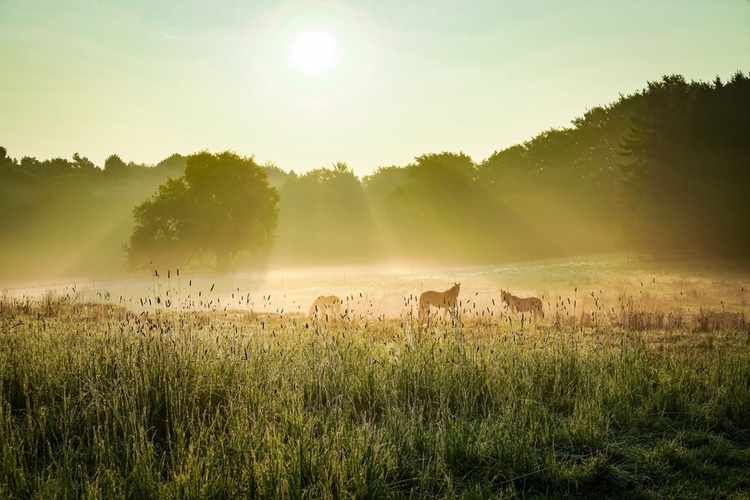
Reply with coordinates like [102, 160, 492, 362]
[1, 0, 748, 176]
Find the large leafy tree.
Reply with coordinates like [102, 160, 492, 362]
[126, 151, 279, 271]
[275, 162, 380, 263]
[385, 152, 494, 260]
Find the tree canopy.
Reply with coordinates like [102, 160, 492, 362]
[125, 151, 279, 271]
[1, 71, 748, 281]
[620, 72, 750, 253]
[273, 162, 380, 264]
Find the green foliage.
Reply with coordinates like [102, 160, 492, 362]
[154, 153, 187, 176]
[103, 154, 128, 175]
[382, 152, 500, 261]
[621, 72, 750, 253]
[2, 71, 749, 280]
[0, 150, 183, 282]
[126, 151, 280, 271]
[274, 162, 380, 264]
[127, 178, 191, 269]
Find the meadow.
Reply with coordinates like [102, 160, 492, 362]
[1, 256, 749, 498]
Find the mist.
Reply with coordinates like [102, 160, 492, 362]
[1, 73, 748, 288]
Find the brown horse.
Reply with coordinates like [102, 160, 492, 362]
[419, 283, 460, 324]
[309, 295, 342, 320]
[501, 290, 544, 319]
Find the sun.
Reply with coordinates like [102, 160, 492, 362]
[291, 30, 336, 73]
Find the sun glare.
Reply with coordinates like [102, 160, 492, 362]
[291, 30, 336, 73]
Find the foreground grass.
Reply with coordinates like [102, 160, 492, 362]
[1, 298, 749, 498]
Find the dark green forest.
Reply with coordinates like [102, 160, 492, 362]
[1, 72, 748, 282]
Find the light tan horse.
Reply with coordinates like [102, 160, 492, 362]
[419, 283, 461, 324]
[309, 295, 342, 320]
[501, 290, 544, 319]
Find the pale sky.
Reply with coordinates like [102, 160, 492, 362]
[1, 0, 748, 176]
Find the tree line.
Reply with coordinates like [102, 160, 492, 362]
[1, 71, 747, 280]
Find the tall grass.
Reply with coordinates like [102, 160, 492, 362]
[1, 294, 749, 498]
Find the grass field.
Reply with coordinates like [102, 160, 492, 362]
[1, 257, 749, 498]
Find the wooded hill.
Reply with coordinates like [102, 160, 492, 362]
[1, 72, 748, 281]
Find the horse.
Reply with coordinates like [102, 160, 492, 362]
[309, 295, 342, 320]
[500, 290, 544, 319]
[419, 283, 461, 324]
